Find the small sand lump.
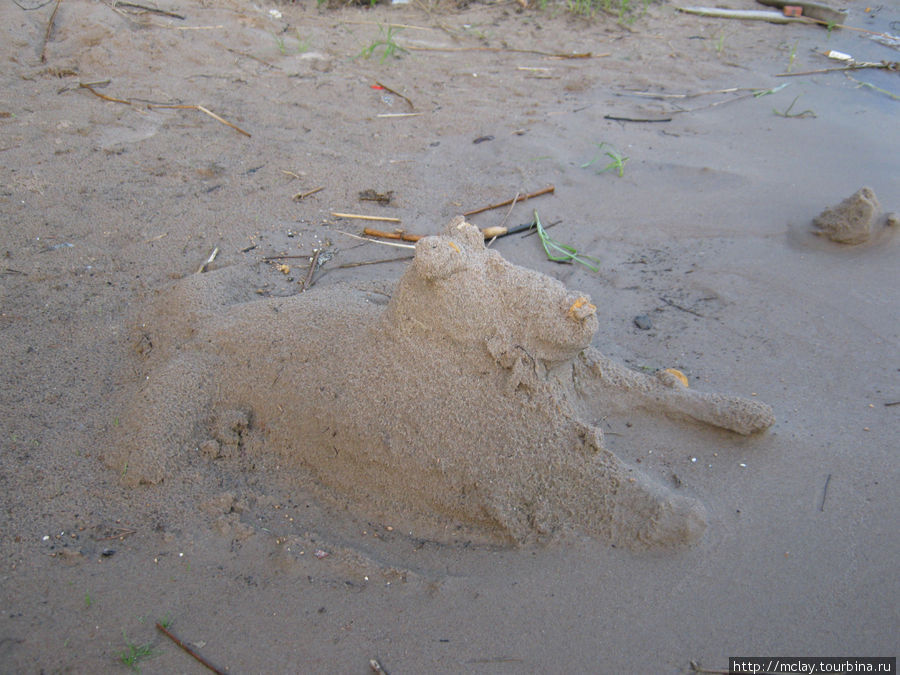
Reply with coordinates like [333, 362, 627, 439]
[812, 187, 881, 244]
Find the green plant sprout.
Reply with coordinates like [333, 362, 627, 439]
[773, 95, 816, 118]
[753, 82, 789, 98]
[272, 32, 287, 55]
[358, 25, 407, 63]
[119, 632, 154, 671]
[787, 41, 798, 73]
[84, 592, 92, 608]
[531, 211, 601, 272]
[581, 142, 628, 177]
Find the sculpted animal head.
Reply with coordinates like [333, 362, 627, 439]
[383, 217, 599, 368]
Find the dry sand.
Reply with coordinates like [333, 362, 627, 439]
[1, 0, 898, 672]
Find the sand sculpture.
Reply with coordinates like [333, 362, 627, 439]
[812, 187, 897, 245]
[111, 217, 775, 550]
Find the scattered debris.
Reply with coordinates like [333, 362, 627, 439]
[358, 189, 393, 205]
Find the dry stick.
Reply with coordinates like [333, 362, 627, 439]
[79, 81, 132, 105]
[301, 248, 321, 291]
[114, 0, 185, 19]
[148, 104, 251, 137]
[337, 255, 414, 268]
[463, 185, 555, 217]
[820, 473, 832, 512]
[375, 81, 414, 111]
[363, 227, 422, 242]
[40, 0, 61, 63]
[337, 230, 416, 249]
[332, 212, 402, 223]
[293, 186, 324, 201]
[156, 623, 225, 675]
[605, 114, 672, 123]
[404, 45, 601, 59]
[776, 61, 898, 77]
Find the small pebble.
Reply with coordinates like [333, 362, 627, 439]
[633, 314, 652, 330]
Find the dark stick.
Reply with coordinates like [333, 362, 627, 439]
[463, 185, 555, 217]
[604, 114, 672, 123]
[659, 296, 704, 318]
[40, 0, 61, 63]
[114, 1, 185, 19]
[375, 81, 414, 111]
[156, 623, 225, 675]
[301, 248, 322, 291]
[819, 473, 831, 512]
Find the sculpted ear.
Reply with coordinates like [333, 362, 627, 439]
[440, 216, 484, 252]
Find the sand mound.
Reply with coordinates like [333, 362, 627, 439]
[110, 218, 774, 551]
[812, 186, 892, 244]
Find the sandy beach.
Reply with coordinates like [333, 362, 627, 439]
[1, 0, 897, 672]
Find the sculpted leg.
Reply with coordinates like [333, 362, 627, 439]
[575, 347, 775, 435]
[109, 353, 215, 485]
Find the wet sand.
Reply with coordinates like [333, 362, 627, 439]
[1, 0, 897, 672]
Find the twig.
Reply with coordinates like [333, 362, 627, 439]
[604, 114, 672, 123]
[337, 255, 414, 268]
[95, 527, 136, 541]
[620, 87, 747, 99]
[301, 249, 321, 292]
[363, 227, 422, 242]
[375, 81, 414, 111]
[819, 473, 831, 512]
[336, 230, 416, 249]
[197, 247, 218, 273]
[463, 185, 555, 217]
[885, 401, 900, 407]
[689, 663, 732, 675]
[332, 213, 402, 223]
[660, 296, 704, 317]
[40, 0, 61, 63]
[293, 186, 324, 201]
[148, 104, 251, 137]
[262, 253, 316, 261]
[156, 623, 225, 675]
[375, 113, 423, 118]
[224, 46, 277, 69]
[776, 61, 897, 77]
[114, 0, 185, 19]
[79, 81, 132, 105]
[404, 45, 602, 59]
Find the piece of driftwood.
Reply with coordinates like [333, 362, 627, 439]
[676, 6, 805, 23]
[755, 0, 847, 25]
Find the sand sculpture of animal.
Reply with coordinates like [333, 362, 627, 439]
[111, 217, 775, 550]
